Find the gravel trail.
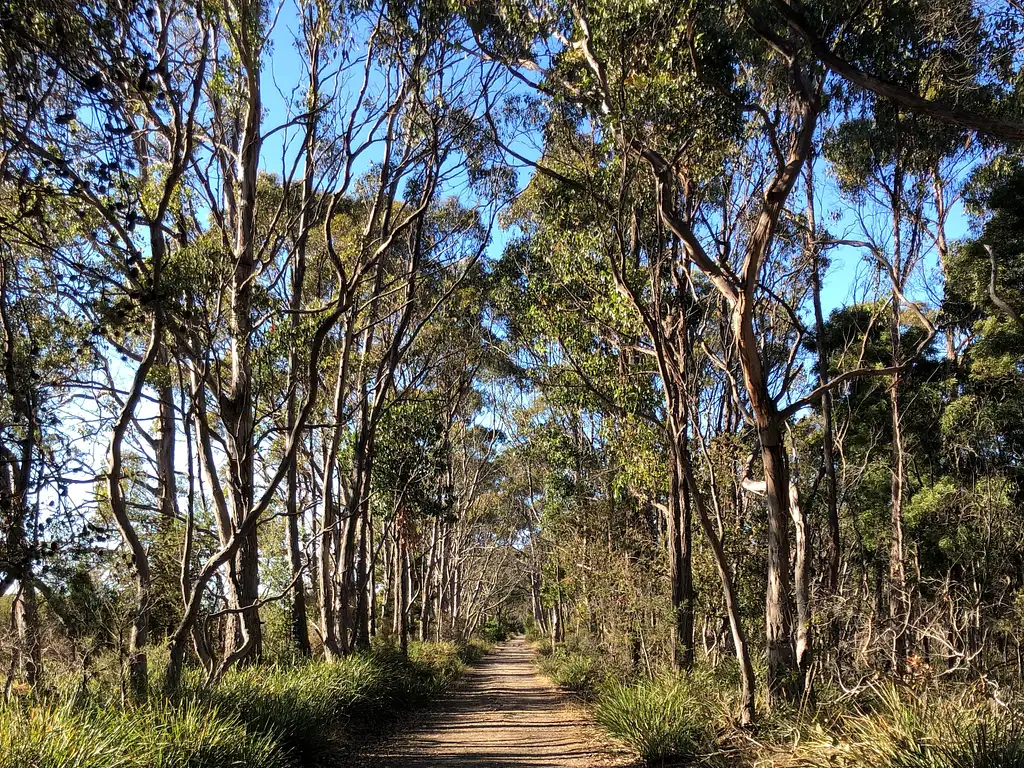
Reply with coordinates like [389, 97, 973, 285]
[346, 638, 637, 767]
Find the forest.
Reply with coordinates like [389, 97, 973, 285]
[1, 0, 1023, 765]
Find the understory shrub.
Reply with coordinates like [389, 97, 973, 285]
[539, 649, 600, 692]
[197, 654, 392, 765]
[0, 700, 282, 768]
[482, 617, 521, 643]
[459, 637, 492, 663]
[0, 640, 486, 768]
[532, 637, 553, 656]
[593, 675, 719, 765]
[790, 683, 1024, 768]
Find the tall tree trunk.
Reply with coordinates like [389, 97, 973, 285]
[668, 434, 694, 669]
[760, 424, 798, 698]
[318, 479, 342, 660]
[685, 461, 756, 725]
[789, 470, 812, 678]
[806, 163, 840, 597]
[156, 373, 177, 522]
[398, 517, 410, 657]
[736, 289, 799, 701]
[889, 301, 909, 674]
[354, 499, 371, 650]
[286, 447, 310, 656]
[420, 518, 439, 642]
[888, 168, 909, 675]
[338, 505, 358, 655]
[106, 316, 162, 696]
[222, 0, 265, 664]
[0, 258, 41, 685]
[13, 581, 40, 685]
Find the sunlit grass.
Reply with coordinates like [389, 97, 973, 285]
[0, 640, 487, 768]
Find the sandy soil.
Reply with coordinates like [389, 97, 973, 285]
[342, 638, 638, 767]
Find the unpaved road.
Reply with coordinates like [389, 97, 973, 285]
[347, 638, 637, 767]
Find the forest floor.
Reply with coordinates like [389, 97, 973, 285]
[341, 638, 638, 767]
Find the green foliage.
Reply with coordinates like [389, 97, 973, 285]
[480, 617, 518, 643]
[593, 675, 719, 764]
[0, 641, 484, 768]
[539, 649, 600, 692]
[792, 684, 1024, 768]
[196, 657, 387, 764]
[0, 701, 282, 768]
[375, 398, 452, 520]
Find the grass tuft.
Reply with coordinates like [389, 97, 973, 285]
[0, 700, 282, 768]
[0, 640, 488, 768]
[593, 675, 718, 765]
[539, 650, 600, 692]
[790, 682, 1024, 768]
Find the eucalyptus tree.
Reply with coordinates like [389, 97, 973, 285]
[0, 0, 213, 694]
[0, 197, 94, 685]
[758, 0, 1024, 142]
[493, 148, 765, 714]
[824, 87, 974, 669]
[475, 0, 832, 702]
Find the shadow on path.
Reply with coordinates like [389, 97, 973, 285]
[340, 638, 637, 767]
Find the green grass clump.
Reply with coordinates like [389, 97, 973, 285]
[593, 675, 718, 765]
[0, 701, 282, 768]
[0, 640, 488, 768]
[532, 637, 553, 656]
[200, 656, 390, 765]
[792, 683, 1024, 768]
[540, 650, 600, 692]
[459, 638, 492, 663]
[0, 704, 129, 768]
[129, 700, 283, 768]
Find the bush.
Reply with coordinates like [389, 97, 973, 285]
[0, 700, 283, 768]
[459, 638, 492, 663]
[200, 643, 486, 763]
[593, 675, 719, 765]
[532, 637, 553, 656]
[540, 650, 600, 692]
[481, 620, 509, 643]
[791, 683, 1024, 768]
[0, 640, 488, 768]
[200, 655, 391, 765]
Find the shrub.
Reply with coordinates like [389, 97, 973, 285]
[0, 640, 486, 768]
[459, 638, 492, 663]
[593, 675, 718, 765]
[197, 641, 487, 763]
[200, 655, 395, 764]
[791, 683, 1024, 768]
[408, 641, 464, 677]
[481, 620, 509, 643]
[0, 700, 283, 768]
[540, 650, 599, 692]
[533, 637, 553, 656]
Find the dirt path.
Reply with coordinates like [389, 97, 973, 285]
[345, 639, 637, 767]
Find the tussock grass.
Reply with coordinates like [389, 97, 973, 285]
[196, 655, 391, 765]
[593, 675, 719, 765]
[790, 682, 1024, 768]
[0, 700, 282, 768]
[0, 640, 488, 768]
[539, 650, 600, 692]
